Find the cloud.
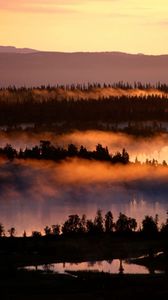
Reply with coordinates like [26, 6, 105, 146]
[157, 20, 168, 26]
[0, 0, 130, 15]
[0, 0, 79, 14]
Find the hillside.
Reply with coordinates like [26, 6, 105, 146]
[0, 48, 168, 87]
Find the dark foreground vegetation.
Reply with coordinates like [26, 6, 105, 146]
[1, 269, 168, 300]
[1, 231, 168, 299]
[1, 206, 168, 298]
[0, 210, 168, 266]
[1, 209, 168, 293]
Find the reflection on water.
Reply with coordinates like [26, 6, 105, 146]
[0, 130, 168, 235]
[24, 259, 154, 275]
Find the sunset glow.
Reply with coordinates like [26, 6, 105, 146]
[1, 0, 168, 54]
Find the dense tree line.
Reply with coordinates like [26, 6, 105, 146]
[1, 81, 168, 92]
[1, 210, 168, 238]
[0, 141, 167, 166]
[1, 85, 168, 126]
[0, 141, 130, 164]
[0, 95, 168, 124]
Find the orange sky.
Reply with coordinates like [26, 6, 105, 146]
[0, 0, 168, 54]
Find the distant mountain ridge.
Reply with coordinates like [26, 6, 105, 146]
[0, 46, 38, 54]
[0, 46, 168, 87]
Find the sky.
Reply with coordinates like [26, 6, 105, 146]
[0, 0, 168, 54]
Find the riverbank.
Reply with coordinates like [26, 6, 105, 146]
[1, 233, 168, 299]
[0, 233, 167, 270]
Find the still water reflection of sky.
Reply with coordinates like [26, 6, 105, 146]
[25, 259, 163, 275]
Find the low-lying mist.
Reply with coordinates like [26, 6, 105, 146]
[0, 130, 168, 163]
[31, 87, 168, 101]
[0, 87, 167, 102]
[0, 157, 167, 236]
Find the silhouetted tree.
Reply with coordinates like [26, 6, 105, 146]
[44, 226, 52, 236]
[0, 223, 5, 237]
[162, 160, 167, 166]
[160, 211, 168, 234]
[128, 217, 137, 231]
[122, 148, 129, 164]
[8, 227, 15, 237]
[112, 152, 122, 164]
[62, 214, 81, 234]
[94, 210, 104, 233]
[32, 231, 41, 237]
[95, 144, 110, 161]
[23, 230, 27, 237]
[115, 213, 137, 233]
[142, 215, 158, 235]
[115, 213, 128, 232]
[105, 211, 114, 233]
[51, 224, 60, 235]
[79, 214, 87, 233]
[86, 219, 95, 234]
[67, 144, 78, 157]
[4, 144, 17, 160]
[79, 146, 88, 159]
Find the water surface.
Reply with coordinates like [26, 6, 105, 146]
[24, 259, 162, 275]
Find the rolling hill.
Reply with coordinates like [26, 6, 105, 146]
[0, 47, 168, 87]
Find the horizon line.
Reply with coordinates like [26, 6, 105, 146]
[0, 45, 168, 56]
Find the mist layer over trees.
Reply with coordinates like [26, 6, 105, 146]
[0, 84, 168, 236]
[1, 84, 168, 127]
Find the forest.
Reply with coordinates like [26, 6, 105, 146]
[0, 141, 130, 164]
[1, 141, 167, 167]
[0, 84, 168, 127]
